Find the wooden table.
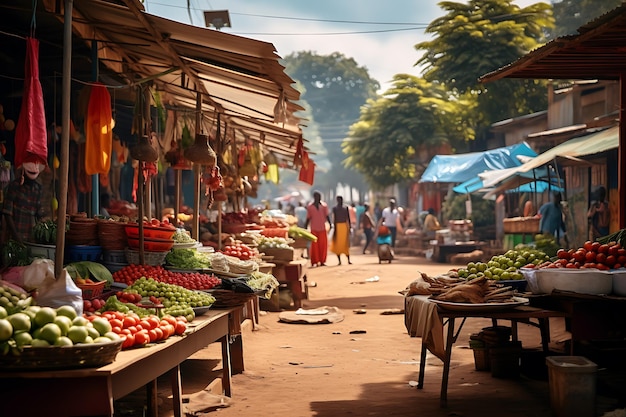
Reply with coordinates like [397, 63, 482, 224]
[0, 308, 243, 417]
[431, 241, 485, 263]
[271, 259, 308, 309]
[405, 295, 569, 407]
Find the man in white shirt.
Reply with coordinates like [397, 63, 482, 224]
[379, 198, 401, 247]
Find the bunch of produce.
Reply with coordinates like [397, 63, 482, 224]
[209, 252, 229, 272]
[256, 236, 292, 250]
[125, 277, 215, 320]
[598, 228, 626, 247]
[220, 241, 259, 261]
[531, 240, 626, 270]
[165, 248, 212, 269]
[1, 240, 30, 267]
[0, 281, 32, 315]
[219, 253, 259, 274]
[33, 219, 68, 245]
[288, 225, 317, 242]
[66, 261, 113, 285]
[86, 310, 187, 349]
[533, 233, 560, 258]
[456, 248, 549, 281]
[83, 297, 107, 314]
[112, 265, 221, 290]
[172, 228, 195, 243]
[246, 271, 280, 299]
[142, 217, 176, 229]
[0, 304, 119, 354]
[428, 275, 518, 304]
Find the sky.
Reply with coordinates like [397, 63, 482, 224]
[144, 0, 541, 92]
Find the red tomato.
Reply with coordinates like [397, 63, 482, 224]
[585, 251, 596, 262]
[583, 241, 593, 251]
[153, 327, 164, 341]
[174, 321, 187, 335]
[598, 244, 610, 254]
[121, 334, 135, 349]
[591, 242, 601, 252]
[123, 316, 138, 328]
[135, 330, 150, 345]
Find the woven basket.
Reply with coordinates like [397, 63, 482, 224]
[97, 220, 128, 250]
[503, 217, 540, 234]
[207, 289, 257, 308]
[0, 339, 123, 370]
[125, 248, 168, 266]
[77, 280, 106, 300]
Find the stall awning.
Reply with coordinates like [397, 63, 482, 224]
[452, 166, 562, 194]
[419, 142, 537, 184]
[39, 0, 306, 163]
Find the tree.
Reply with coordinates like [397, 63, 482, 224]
[283, 52, 379, 192]
[549, 0, 622, 38]
[343, 74, 473, 189]
[415, 0, 553, 139]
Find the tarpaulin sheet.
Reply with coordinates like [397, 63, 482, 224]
[14, 37, 47, 168]
[419, 142, 537, 184]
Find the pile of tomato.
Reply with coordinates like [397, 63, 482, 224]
[531, 240, 626, 270]
[112, 265, 221, 290]
[87, 310, 187, 349]
[220, 241, 258, 260]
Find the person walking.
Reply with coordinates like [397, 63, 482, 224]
[330, 196, 352, 265]
[379, 198, 402, 247]
[305, 191, 332, 267]
[587, 186, 609, 240]
[360, 203, 375, 254]
[538, 191, 566, 245]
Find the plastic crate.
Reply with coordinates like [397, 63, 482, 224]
[65, 245, 102, 262]
[102, 250, 127, 264]
[25, 242, 56, 260]
[125, 249, 167, 266]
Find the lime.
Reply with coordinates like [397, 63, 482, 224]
[0, 319, 13, 341]
[0, 306, 7, 319]
[67, 326, 88, 343]
[82, 336, 94, 344]
[54, 315, 73, 336]
[13, 331, 33, 347]
[34, 307, 57, 328]
[91, 317, 112, 336]
[31, 339, 51, 347]
[39, 323, 62, 344]
[8, 312, 31, 332]
[54, 336, 74, 346]
[86, 326, 100, 340]
[56, 305, 78, 320]
[93, 336, 113, 344]
[72, 316, 90, 327]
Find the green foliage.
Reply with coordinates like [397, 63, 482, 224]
[343, 75, 474, 188]
[415, 0, 553, 138]
[441, 192, 495, 228]
[549, 0, 622, 38]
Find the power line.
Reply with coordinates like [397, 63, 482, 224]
[235, 27, 425, 36]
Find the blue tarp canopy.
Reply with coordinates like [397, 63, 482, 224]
[452, 166, 563, 194]
[419, 142, 537, 184]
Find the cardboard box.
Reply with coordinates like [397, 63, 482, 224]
[260, 247, 295, 261]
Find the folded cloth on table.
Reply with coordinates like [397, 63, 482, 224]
[404, 295, 446, 360]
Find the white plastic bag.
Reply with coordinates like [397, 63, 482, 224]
[23, 259, 83, 315]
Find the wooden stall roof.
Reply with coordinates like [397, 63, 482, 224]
[480, 4, 626, 82]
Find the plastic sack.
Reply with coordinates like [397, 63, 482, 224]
[22, 258, 83, 315]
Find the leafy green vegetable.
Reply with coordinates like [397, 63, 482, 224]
[66, 261, 113, 284]
[165, 248, 211, 269]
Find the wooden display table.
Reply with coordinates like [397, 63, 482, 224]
[405, 295, 569, 407]
[0, 308, 244, 417]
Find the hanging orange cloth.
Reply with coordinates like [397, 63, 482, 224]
[14, 37, 47, 168]
[85, 82, 113, 175]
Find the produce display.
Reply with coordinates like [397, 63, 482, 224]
[112, 264, 221, 290]
[165, 248, 212, 269]
[66, 261, 113, 285]
[123, 277, 216, 320]
[220, 241, 259, 261]
[89, 310, 187, 349]
[209, 252, 259, 274]
[0, 281, 32, 314]
[405, 271, 518, 304]
[256, 236, 292, 250]
[528, 240, 626, 270]
[246, 271, 280, 298]
[32, 219, 68, 245]
[456, 248, 549, 281]
[172, 228, 195, 244]
[0, 305, 120, 353]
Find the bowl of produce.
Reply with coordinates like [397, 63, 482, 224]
[534, 268, 613, 295]
[127, 237, 174, 252]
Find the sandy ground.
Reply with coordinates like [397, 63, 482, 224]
[114, 248, 626, 417]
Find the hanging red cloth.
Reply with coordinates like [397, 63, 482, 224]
[85, 82, 113, 175]
[14, 37, 47, 168]
[298, 151, 315, 185]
